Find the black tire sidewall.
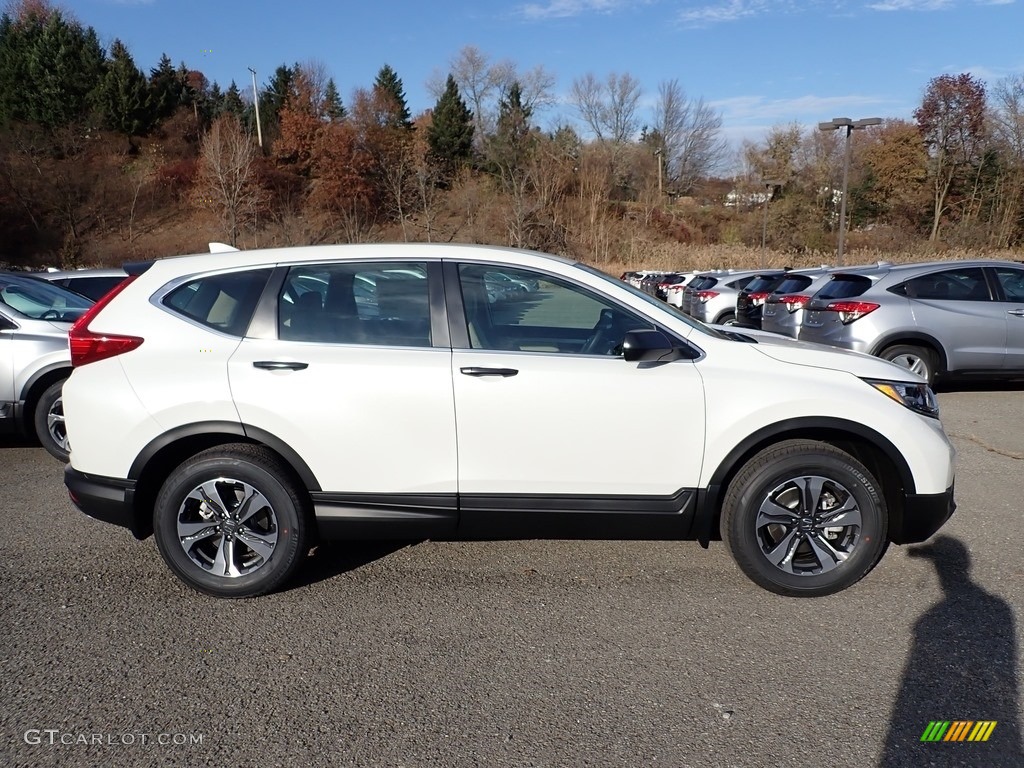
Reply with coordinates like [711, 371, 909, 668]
[725, 448, 887, 597]
[33, 379, 69, 462]
[153, 452, 305, 598]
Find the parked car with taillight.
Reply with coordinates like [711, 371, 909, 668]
[37, 267, 129, 302]
[763, 264, 888, 339]
[690, 270, 763, 325]
[61, 243, 955, 599]
[800, 259, 1024, 384]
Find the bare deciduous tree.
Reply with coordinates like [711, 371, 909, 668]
[654, 80, 728, 193]
[569, 72, 641, 144]
[195, 115, 265, 246]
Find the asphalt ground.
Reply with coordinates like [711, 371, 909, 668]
[2, 383, 1022, 768]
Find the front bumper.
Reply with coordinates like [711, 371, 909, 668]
[64, 465, 145, 539]
[892, 483, 956, 544]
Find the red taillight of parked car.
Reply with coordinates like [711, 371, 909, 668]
[69, 275, 144, 366]
[748, 291, 771, 306]
[697, 290, 719, 303]
[825, 300, 880, 325]
[779, 294, 811, 313]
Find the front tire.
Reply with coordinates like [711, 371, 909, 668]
[721, 440, 888, 597]
[153, 444, 309, 598]
[34, 379, 70, 462]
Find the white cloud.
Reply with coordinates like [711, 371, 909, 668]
[866, 0, 954, 11]
[518, 0, 640, 20]
[676, 0, 764, 26]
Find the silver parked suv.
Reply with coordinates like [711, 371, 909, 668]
[0, 271, 92, 460]
[688, 269, 763, 325]
[800, 259, 1024, 384]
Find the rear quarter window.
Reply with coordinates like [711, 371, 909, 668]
[163, 269, 271, 337]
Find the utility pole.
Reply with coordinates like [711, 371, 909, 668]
[248, 67, 263, 150]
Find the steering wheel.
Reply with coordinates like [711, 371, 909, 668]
[40, 310, 63, 321]
[579, 308, 619, 355]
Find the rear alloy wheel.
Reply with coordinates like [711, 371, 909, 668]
[154, 444, 309, 598]
[722, 440, 888, 597]
[879, 344, 936, 386]
[34, 379, 70, 462]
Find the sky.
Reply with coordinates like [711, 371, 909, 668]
[55, 0, 1024, 163]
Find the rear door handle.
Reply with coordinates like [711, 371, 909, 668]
[253, 360, 309, 371]
[1008, 309, 1024, 317]
[460, 366, 519, 377]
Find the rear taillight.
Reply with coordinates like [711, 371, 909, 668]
[748, 291, 771, 306]
[69, 275, 143, 366]
[697, 290, 719, 303]
[780, 294, 811, 313]
[825, 301, 880, 324]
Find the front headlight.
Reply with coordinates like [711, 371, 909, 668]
[865, 379, 940, 419]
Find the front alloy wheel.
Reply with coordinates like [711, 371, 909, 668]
[154, 445, 309, 598]
[722, 439, 888, 597]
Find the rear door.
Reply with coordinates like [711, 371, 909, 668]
[903, 266, 1005, 371]
[228, 261, 458, 496]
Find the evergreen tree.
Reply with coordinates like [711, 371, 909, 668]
[99, 39, 152, 138]
[427, 74, 474, 178]
[373, 63, 411, 129]
[223, 81, 244, 117]
[0, 7, 105, 128]
[258, 63, 294, 146]
[206, 81, 224, 120]
[148, 53, 182, 120]
[324, 77, 345, 121]
[488, 81, 534, 188]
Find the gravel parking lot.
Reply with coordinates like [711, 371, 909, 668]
[2, 384, 1022, 768]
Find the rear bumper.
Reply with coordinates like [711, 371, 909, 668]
[892, 484, 956, 544]
[64, 465, 145, 539]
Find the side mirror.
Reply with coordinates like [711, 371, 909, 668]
[622, 329, 684, 362]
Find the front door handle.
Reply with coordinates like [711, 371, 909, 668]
[460, 366, 519, 377]
[253, 360, 309, 371]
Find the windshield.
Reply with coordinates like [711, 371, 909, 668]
[744, 274, 787, 293]
[0, 274, 93, 321]
[815, 274, 874, 301]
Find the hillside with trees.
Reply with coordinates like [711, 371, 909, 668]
[1, 0, 1022, 272]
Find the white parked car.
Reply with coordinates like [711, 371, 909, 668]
[63, 244, 956, 599]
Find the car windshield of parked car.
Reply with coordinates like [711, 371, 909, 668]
[814, 274, 874, 301]
[0, 275, 93, 321]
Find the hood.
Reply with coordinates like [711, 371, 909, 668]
[733, 327, 927, 383]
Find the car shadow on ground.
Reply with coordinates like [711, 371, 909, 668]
[935, 378, 1024, 393]
[878, 535, 1022, 766]
[0, 433, 38, 450]
[288, 540, 424, 590]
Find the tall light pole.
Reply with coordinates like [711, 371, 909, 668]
[248, 67, 263, 149]
[818, 117, 881, 265]
[760, 179, 782, 267]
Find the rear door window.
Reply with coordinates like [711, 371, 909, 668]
[896, 267, 989, 301]
[278, 262, 431, 347]
[994, 267, 1024, 302]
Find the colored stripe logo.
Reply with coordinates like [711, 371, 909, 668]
[921, 721, 997, 742]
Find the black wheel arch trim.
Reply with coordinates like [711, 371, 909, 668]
[19, 363, 72, 402]
[127, 420, 321, 491]
[692, 417, 917, 546]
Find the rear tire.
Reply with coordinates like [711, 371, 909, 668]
[33, 379, 70, 462]
[721, 440, 888, 597]
[879, 344, 937, 386]
[153, 444, 309, 598]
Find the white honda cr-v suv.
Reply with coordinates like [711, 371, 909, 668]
[62, 244, 956, 599]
